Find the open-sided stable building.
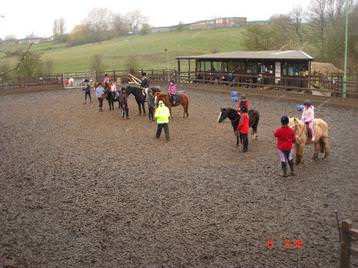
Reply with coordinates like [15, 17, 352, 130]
[176, 50, 314, 88]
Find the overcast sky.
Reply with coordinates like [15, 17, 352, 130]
[0, 0, 312, 39]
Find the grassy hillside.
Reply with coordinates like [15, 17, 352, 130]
[1, 28, 246, 73]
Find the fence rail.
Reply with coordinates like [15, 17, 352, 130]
[1, 69, 358, 99]
[341, 219, 358, 268]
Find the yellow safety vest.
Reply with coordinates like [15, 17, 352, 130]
[155, 105, 170, 124]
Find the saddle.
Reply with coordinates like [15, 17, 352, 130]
[169, 94, 181, 105]
[305, 121, 315, 139]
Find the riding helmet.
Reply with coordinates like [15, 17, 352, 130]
[281, 115, 289, 125]
[303, 99, 311, 106]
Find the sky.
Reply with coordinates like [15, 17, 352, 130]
[0, 0, 312, 39]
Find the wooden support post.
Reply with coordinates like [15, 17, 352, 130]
[188, 59, 191, 83]
[341, 219, 352, 268]
[177, 60, 181, 83]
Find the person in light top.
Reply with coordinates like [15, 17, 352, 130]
[301, 99, 315, 141]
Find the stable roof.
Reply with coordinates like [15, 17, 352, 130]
[176, 50, 314, 61]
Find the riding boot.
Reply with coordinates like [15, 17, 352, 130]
[288, 160, 295, 176]
[281, 162, 288, 177]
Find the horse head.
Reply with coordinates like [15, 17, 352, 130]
[289, 117, 304, 144]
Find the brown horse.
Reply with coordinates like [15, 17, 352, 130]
[154, 92, 189, 118]
[289, 117, 329, 165]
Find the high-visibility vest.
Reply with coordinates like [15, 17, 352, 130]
[155, 105, 170, 124]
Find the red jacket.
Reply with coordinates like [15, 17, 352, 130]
[274, 126, 296, 151]
[237, 113, 249, 134]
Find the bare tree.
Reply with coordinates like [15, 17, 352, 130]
[111, 14, 129, 36]
[53, 18, 66, 36]
[289, 6, 304, 44]
[125, 10, 147, 33]
[86, 8, 114, 33]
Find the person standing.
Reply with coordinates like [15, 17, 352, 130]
[155, 100, 170, 141]
[301, 99, 315, 141]
[237, 106, 250, 152]
[274, 116, 296, 177]
[95, 83, 105, 112]
[146, 88, 155, 121]
[119, 87, 129, 119]
[82, 79, 92, 104]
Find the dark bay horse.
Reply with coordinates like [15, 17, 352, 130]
[154, 92, 189, 118]
[126, 85, 146, 115]
[218, 108, 260, 146]
[104, 84, 120, 111]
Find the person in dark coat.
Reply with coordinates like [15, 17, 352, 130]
[146, 88, 155, 121]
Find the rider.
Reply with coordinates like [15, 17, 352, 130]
[110, 81, 118, 99]
[141, 72, 150, 97]
[168, 80, 177, 105]
[301, 99, 315, 141]
[274, 115, 296, 177]
[236, 95, 248, 112]
[237, 106, 250, 152]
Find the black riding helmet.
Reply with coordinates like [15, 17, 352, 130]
[281, 115, 289, 125]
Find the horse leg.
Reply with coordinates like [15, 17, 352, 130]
[295, 144, 304, 165]
[321, 137, 329, 159]
[313, 141, 320, 160]
[137, 102, 142, 115]
[142, 102, 146, 115]
[236, 132, 239, 146]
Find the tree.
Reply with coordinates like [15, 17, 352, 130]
[141, 23, 151, 35]
[125, 10, 147, 33]
[86, 8, 113, 33]
[289, 6, 304, 45]
[53, 18, 65, 36]
[17, 50, 44, 78]
[111, 14, 130, 36]
[90, 54, 105, 73]
[176, 21, 185, 32]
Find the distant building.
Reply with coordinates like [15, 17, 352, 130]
[17, 37, 50, 44]
[190, 17, 247, 30]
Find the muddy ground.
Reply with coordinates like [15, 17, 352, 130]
[0, 87, 358, 268]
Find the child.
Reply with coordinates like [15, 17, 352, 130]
[274, 116, 296, 177]
[236, 95, 249, 112]
[237, 106, 250, 152]
[146, 88, 155, 121]
[119, 87, 129, 119]
[95, 82, 105, 112]
[82, 79, 92, 104]
[301, 99, 315, 141]
[168, 80, 177, 105]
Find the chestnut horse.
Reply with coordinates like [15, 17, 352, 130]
[155, 92, 189, 118]
[289, 117, 329, 165]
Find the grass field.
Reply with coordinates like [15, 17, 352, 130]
[0, 28, 247, 73]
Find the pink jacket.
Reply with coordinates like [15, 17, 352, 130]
[168, 83, 176, 95]
[301, 106, 314, 123]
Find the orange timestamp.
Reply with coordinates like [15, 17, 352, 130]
[259, 239, 304, 250]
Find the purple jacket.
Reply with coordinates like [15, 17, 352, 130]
[168, 83, 176, 95]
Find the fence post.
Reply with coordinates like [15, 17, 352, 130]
[341, 219, 352, 268]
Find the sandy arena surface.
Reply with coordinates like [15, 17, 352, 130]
[1, 87, 358, 268]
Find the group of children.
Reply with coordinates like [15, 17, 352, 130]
[83, 77, 129, 118]
[235, 95, 315, 177]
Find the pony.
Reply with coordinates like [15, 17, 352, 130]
[217, 108, 260, 146]
[125, 85, 146, 115]
[289, 117, 329, 165]
[154, 92, 189, 118]
[104, 84, 120, 111]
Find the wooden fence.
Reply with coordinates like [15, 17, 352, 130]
[341, 219, 358, 268]
[177, 71, 358, 98]
[2, 69, 358, 99]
